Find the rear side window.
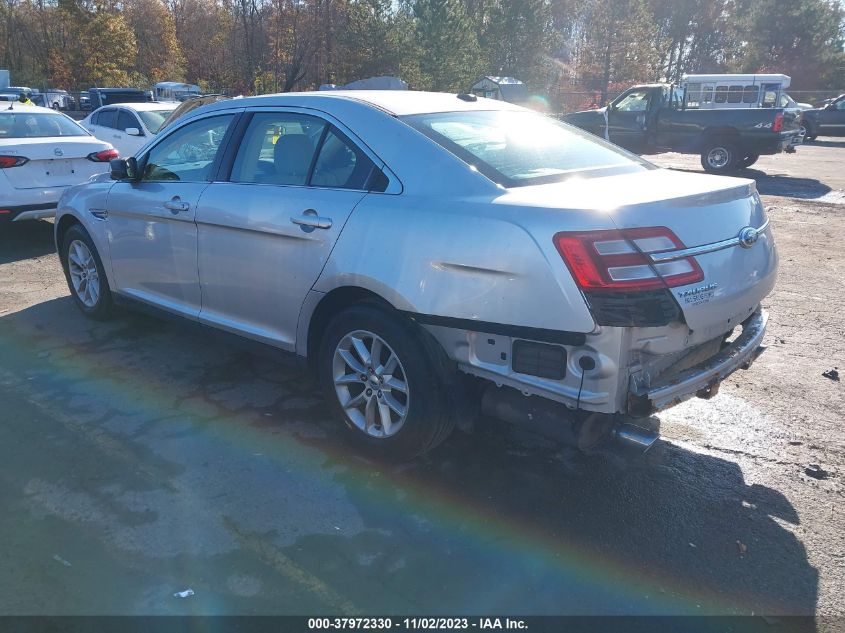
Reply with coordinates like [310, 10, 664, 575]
[97, 109, 118, 129]
[0, 112, 89, 138]
[310, 127, 376, 190]
[230, 112, 326, 185]
[230, 112, 378, 190]
[715, 86, 728, 103]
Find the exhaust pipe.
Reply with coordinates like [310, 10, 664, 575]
[480, 385, 659, 453]
[612, 423, 660, 452]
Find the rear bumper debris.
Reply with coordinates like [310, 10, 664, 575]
[628, 307, 768, 415]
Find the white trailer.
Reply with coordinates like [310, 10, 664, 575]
[681, 74, 791, 109]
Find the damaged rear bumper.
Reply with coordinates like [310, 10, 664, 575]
[628, 308, 768, 414]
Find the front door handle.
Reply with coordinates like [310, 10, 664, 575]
[163, 197, 190, 214]
[291, 208, 332, 230]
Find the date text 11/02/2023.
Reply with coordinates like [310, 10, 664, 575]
[307, 618, 528, 630]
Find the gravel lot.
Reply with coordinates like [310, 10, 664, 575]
[0, 138, 842, 619]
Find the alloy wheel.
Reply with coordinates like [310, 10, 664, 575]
[67, 239, 100, 308]
[332, 330, 409, 438]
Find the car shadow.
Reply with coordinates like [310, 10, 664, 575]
[665, 166, 832, 201]
[0, 219, 56, 265]
[804, 138, 845, 148]
[738, 170, 832, 200]
[0, 298, 819, 620]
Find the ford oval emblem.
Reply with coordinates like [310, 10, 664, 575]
[54, 147, 64, 157]
[738, 226, 759, 249]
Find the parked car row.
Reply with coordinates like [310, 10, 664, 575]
[48, 90, 777, 458]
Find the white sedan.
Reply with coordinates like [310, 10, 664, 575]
[0, 104, 116, 222]
[80, 102, 178, 158]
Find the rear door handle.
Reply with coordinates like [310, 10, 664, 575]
[291, 208, 332, 230]
[163, 198, 190, 214]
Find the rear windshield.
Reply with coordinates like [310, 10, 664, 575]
[403, 110, 651, 187]
[138, 110, 173, 134]
[0, 112, 89, 138]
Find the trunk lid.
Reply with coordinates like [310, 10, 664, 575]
[505, 168, 777, 337]
[0, 136, 112, 189]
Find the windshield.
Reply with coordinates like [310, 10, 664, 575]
[403, 110, 650, 187]
[0, 111, 89, 138]
[138, 110, 173, 134]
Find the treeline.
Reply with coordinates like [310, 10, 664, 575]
[1, 0, 843, 103]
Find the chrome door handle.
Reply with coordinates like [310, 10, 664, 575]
[163, 198, 190, 214]
[291, 208, 332, 230]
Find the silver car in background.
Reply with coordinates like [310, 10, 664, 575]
[54, 91, 777, 458]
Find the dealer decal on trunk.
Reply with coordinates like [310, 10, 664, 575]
[677, 283, 718, 305]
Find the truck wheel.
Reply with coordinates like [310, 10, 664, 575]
[701, 139, 741, 174]
[317, 304, 455, 460]
[739, 154, 759, 169]
[802, 123, 817, 142]
[60, 224, 114, 320]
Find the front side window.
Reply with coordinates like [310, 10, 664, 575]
[138, 110, 172, 134]
[0, 112, 89, 138]
[117, 110, 141, 133]
[403, 110, 651, 187]
[614, 90, 649, 112]
[142, 114, 234, 182]
[231, 112, 326, 185]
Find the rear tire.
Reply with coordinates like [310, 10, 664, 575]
[700, 138, 741, 174]
[739, 153, 760, 169]
[317, 304, 455, 460]
[803, 122, 817, 142]
[60, 224, 114, 320]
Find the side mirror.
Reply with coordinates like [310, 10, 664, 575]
[826, 103, 836, 111]
[110, 157, 138, 181]
[125, 127, 142, 136]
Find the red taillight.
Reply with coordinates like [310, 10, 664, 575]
[553, 227, 704, 292]
[0, 155, 29, 168]
[87, 149, 119, 162]
[773, 112, 783, 133]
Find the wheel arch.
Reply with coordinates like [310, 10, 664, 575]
[54, 212, 84, 266]
[696, 126, 741, 151]
[300, 285, 402, 369]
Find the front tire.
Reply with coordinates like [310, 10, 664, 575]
[700, 138, 741, 174]
[61, 224, 114, 320]
[317, 304, 455, 460]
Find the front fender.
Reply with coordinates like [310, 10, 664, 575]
[55, 180, 115, 287]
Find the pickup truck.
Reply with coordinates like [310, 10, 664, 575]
[562, 83, 801, 174]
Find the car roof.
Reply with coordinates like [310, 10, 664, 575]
[0, 103, 60, 113]
[95, 102, 179, 112]
[201, 90, 525, 117]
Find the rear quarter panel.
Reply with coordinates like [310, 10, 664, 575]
[313, 192, 609, 334]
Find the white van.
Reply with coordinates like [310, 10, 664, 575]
[681, 74, 791, 110]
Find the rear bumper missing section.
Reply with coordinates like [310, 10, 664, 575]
[629, 308, 768, 414]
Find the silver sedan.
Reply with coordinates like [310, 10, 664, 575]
[55, 91, 777, 458]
